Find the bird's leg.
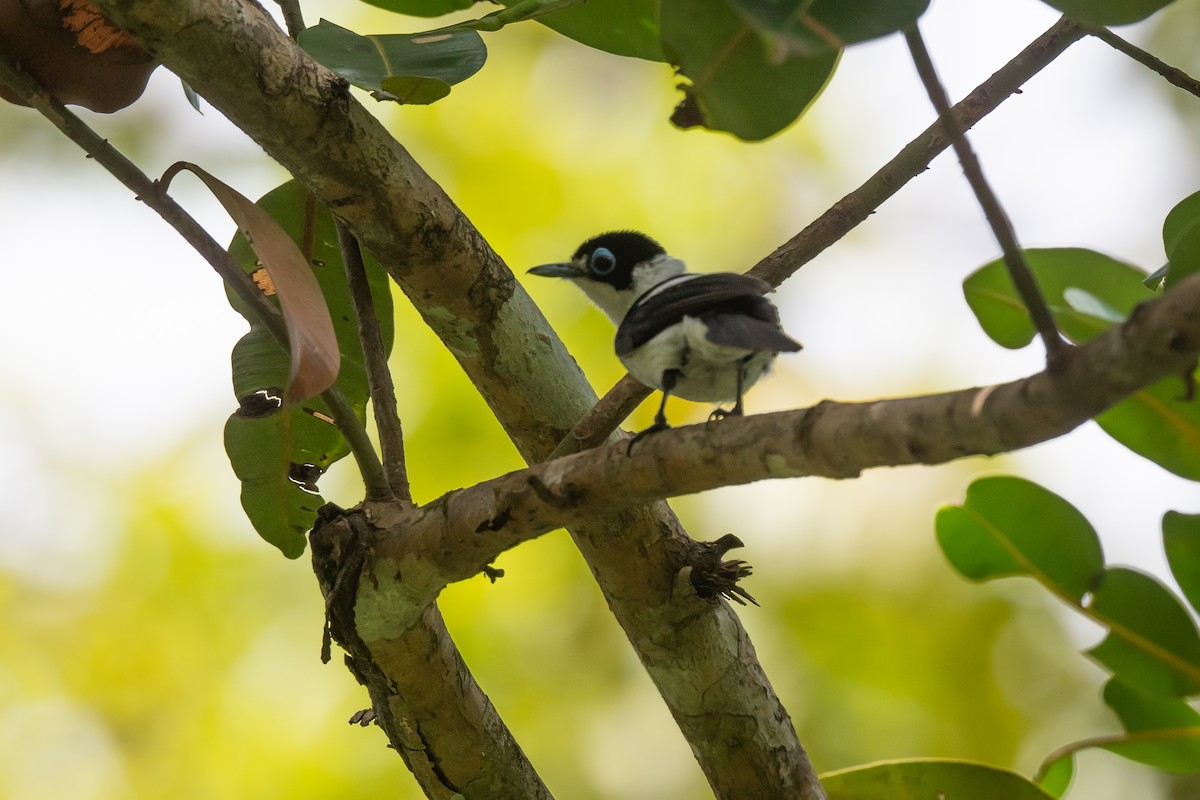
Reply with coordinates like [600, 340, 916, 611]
[708, 357, 749, 421]
[627, 369, 679, 455]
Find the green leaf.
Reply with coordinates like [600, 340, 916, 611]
[1164, 512, 1200, 615]
[821, 759, 1055, 799]
[660, 0, 838, 141]
[298, 20, 486, 103]
[1164, 190, 1200, 289]
[224, 182, 394, 557]
[1101, 679, 1200, 771]
[934, 476, 1104, 602]
[379, 75, 452, 104]
[1037, 0, 1176, 26]
[1086, 567, 1200, 696]
[965, 248, 1197, 481]
[500, 0, 663, 61]
[729, 0, 930, 58]
[356, 0, 476, 17]
[1094, 375, 1200, 481]
[962, 248, 1150, 349]
[1035, 755, 1074, 798]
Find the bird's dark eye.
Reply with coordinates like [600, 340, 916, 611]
[589, 247, 616, 276]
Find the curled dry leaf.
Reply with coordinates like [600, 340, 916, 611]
[166, 162, 341, 403]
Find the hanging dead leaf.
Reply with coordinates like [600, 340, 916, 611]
[164, 163, 341, 404]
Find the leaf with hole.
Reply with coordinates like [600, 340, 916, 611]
[660, 0, 838, 140]
[821, 759, 1055, 799]
[1086, 567, 1200, 696]
[223, 181, 394, 558]
[298, 20, 485, 103]
[934, 476, 1104, 602]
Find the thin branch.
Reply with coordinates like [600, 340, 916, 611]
[904, 22, 1067, 366]
[552, 16, 1087, 457]
[272, 0, 305, 37]
[0, 48, 389, 498]
[1086, 25, 1200, 98]
[335, 220, 412, 503]
[1034, 726, 1200, 783]
[373, 269, 1200, 606]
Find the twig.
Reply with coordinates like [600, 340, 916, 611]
[0, 48, 389, 496]
[335, 221, 412, 503]
[550, 17, 1087, 458]
[1086, 25, 1200, 98]
[272, 0, 305, 37]
[904, 22, 1068, 367]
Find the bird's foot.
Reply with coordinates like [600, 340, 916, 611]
[708, 404, 744, 422]
[626, 420, 671, 455]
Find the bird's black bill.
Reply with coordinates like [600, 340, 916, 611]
[528, 262, 583, 279]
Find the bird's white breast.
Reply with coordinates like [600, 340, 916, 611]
[620, 316, 775, 402]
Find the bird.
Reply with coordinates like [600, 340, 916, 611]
[529, 230, 801, 445]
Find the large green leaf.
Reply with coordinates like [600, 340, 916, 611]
[1164, 190, 1200, 289]
[821, 759, 1054, 799]
[1164, 511, 1200, 615]
[963, 248, 1199, 479]
[356, 0, 476, 17]
[1101, 679, 1200, 771]
[1086, 567, 1200, 696]
[1093, 376, 1200, 481]
[934, 476, 1104, 602]
[298, 20, 486, 103]
[1037, 0, 1176, 26]
[224, 182, 394, 557]
[498, 0, 663, 60]
[729, 0, 929, 58]
[660, 0, 838, 140]
[962, 248, 1150, 349]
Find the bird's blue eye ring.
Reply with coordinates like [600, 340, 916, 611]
[589, 247, 617, 275]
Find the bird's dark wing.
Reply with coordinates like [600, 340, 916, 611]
[615, 273, 799, 355]
[702, 312, 803, 353]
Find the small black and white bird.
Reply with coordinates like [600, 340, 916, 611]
[529, 231, 801, 440]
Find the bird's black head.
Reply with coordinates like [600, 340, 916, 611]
[569, 231, 666, 290]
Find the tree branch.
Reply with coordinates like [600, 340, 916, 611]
[555, 16, 1087, 456]
[92, 1, 826, 796]
[1085, 25, 1200, 99]
[368, 270, 1200, 606]
[904, 22, 1067, 366]
[335, 221, 411, 503]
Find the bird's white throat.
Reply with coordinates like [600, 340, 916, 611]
[571, 253, 687, 324]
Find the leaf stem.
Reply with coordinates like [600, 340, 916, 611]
[1086, 25, 1200, 99]
[904, 22, 1068, 368]
[0, 48, 388, 504]
[335, 221, 411, 503]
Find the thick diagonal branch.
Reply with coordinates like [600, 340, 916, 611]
[91, 0, 824, 796]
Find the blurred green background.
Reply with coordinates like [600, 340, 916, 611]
[2, 0, 1200, 797]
